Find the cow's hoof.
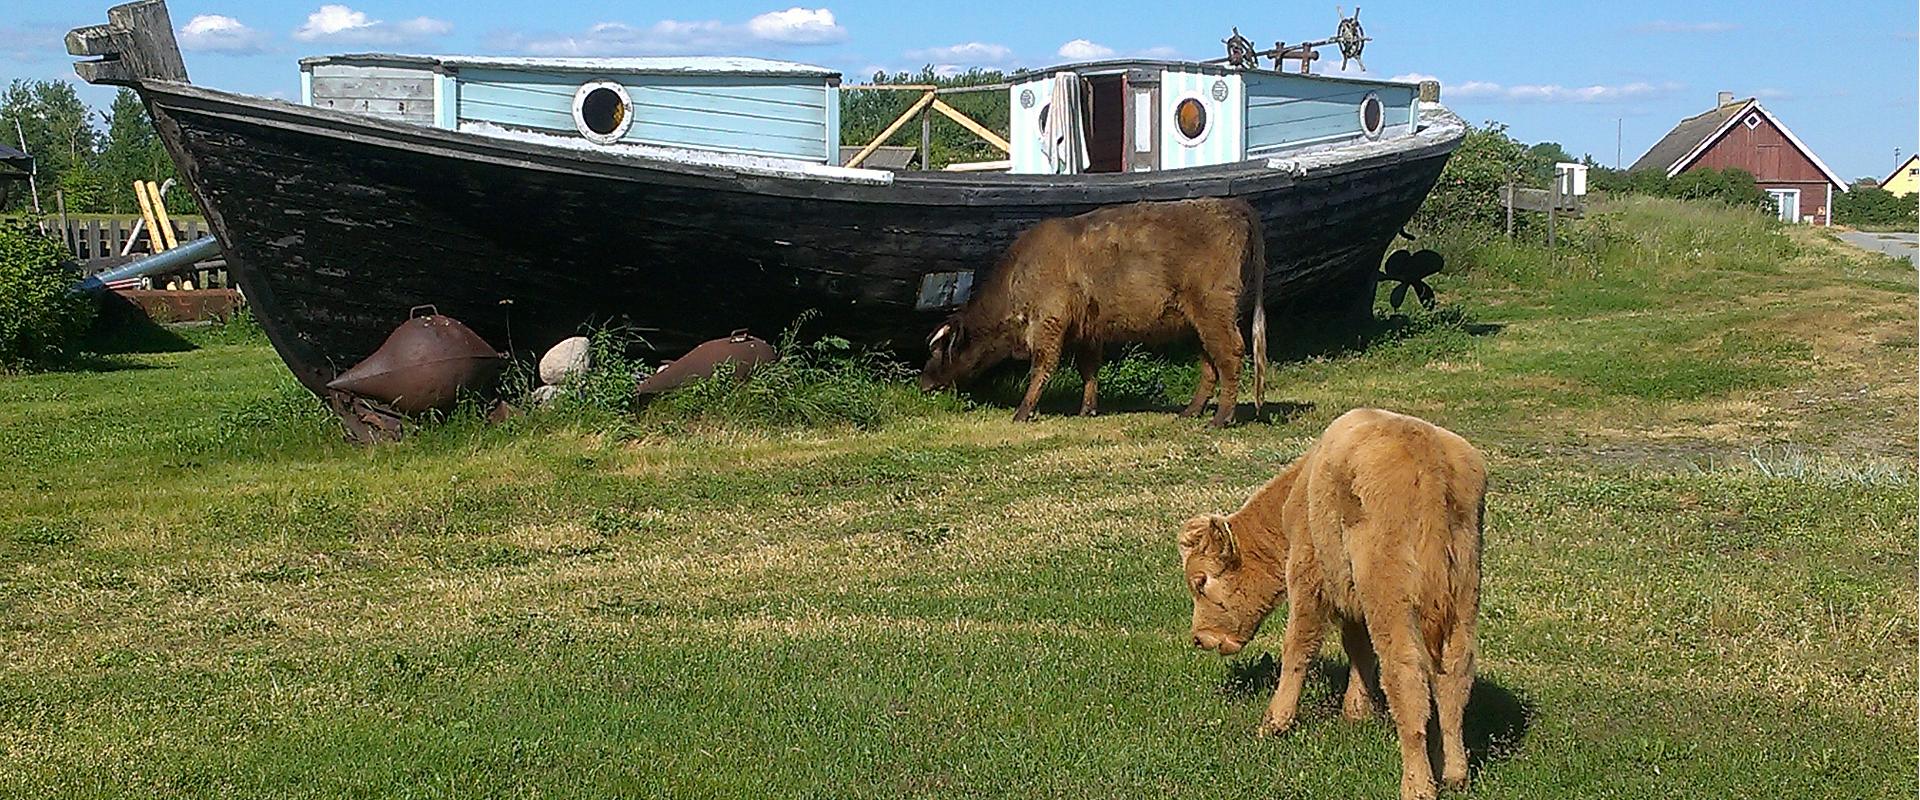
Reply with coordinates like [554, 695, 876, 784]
[1177, 406, 1204, 419]
[1442, 771, 1468, 791]
[1399, 781, 1437, 800]
[1079, 407, 1098, 417]
[1255, 715, 1294, 738]
[1206, 417, 1232, 429]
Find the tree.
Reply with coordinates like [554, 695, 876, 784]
[0, 79, 103, 212]
[99, 88, 181, 213]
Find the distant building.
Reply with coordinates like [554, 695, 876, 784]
[1630, 91, 1847, 226]
[1881, 154, 1920, 197]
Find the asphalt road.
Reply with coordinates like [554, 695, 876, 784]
[1835, 230, 1918, 262]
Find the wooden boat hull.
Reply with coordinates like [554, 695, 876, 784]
[138, 81, 1462, 393]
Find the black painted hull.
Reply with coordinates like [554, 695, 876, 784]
[140, 82, 1462, 393]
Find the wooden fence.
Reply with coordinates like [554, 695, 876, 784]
[52, 216, 229, 289]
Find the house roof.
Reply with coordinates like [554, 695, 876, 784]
[1630, 97, 1847, 190]
[1628, 100, 1747, 174]
[1883, 154, 1919, 187]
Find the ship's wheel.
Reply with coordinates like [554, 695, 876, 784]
[1335, 7, 1368, 72]
[1222, 27, 1258, 69]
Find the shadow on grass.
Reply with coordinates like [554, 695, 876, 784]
[947, 305, 1502, 420]
[37, 293, 199, 373]
[1220, 652, 1532, 774]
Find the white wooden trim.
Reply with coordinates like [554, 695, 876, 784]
[1666, 100, 1848, 191]
[1825, 183, 1832, 227]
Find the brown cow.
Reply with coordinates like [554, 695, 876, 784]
[918, 198, 1268, 427]
[1178, 408, 1487, 800]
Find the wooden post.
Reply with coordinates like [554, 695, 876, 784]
[1547, 177, 1558, 252]
[919, 106, 931, 170]
[132, 180, 161, 252]
[55, 189, 70, 253]
[145, 180, 179, 250]
[1504, 176, 1514, 240]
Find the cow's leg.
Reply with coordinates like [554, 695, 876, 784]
[1181, 357, 1218, 418]
[1369, 609, 1438, 800]
[1012, 322, 1066, 422]
[1339, 617, 1382, 721]
[1435, 619, 1476, 790]
[1257, 588, 1327, 737]
[1075, 341, 1103, 416]
[1194, 314, 1246, 428]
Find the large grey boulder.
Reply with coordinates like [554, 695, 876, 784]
[539, 336, 592, 385]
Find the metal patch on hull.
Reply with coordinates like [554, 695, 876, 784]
[916, 271, 975, 309]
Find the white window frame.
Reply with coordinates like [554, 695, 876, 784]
[1358, 92, 1385, 140]
[1767, 188, 1801, 223]
[1170, 93, 1213, 148]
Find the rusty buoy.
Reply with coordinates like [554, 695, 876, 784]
[634, 329, 777, 397]
[325, 306, 506, 414]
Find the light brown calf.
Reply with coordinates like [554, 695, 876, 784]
[1178, 408, 1487, 800]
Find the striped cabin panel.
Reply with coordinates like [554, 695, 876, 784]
[1158, 69, 1243, 170]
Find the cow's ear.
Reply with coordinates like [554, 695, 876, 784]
[1178, 514, 1239, 561]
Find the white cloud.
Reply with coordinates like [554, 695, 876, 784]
[1057, 39, 1114, 60]
[294, 5, 450, 45]
[1407, 76, 1679, 104]
[1632, 20, 1739, 34]
[746, 8, 845, 44]
[503, 8, 846, 55]
[907, 42, 1013, 65]
[178, 14, 269, 53]
[1055, 39, 1179, 62]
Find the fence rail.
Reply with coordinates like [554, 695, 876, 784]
[52, 216, 229, 289]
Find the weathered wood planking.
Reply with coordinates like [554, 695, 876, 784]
[138, 80, 1453, 394]
[307, 63, 438, 124]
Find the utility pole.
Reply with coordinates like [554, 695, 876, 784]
[13, 116, 41, 214]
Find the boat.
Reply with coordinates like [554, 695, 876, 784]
[67, 1, 1465, 396]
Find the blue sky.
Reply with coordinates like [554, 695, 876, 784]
[4, 0, 1915, 180]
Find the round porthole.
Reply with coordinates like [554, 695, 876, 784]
[1175, 97, 1209, 145]
[572, 80, 633, 144]
[1359, 92, 1385, 139]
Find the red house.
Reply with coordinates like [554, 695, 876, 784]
[1630, 92, 1847, 225]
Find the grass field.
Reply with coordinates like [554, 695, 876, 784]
[1, 198, 1914, 798]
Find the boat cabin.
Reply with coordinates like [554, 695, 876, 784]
[299, 54, 842, 163]
[1006, 60, 1420, 174]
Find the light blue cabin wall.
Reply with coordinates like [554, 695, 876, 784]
[455, 69, 834, 161]
[1243, 73, 1415, 156]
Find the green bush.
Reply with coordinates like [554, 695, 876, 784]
[1589, 165, 1773, 212]
[0, 223, 94, 369]
[1833, 185, 1917, 228]
[1411, 123, 1544, 236]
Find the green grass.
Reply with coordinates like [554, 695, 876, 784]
[0, 197, 1913, 798]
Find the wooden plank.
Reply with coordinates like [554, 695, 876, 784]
[930, 99, 1011, 154]
[309, 76, 434, 101]
[132, 180, 162, 252]
[847, 92, 935, 168]
[146, 180, 180, 250]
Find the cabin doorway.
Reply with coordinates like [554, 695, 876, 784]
[1084, 75, 1127, 173]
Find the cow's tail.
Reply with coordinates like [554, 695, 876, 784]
[1245, 211, 1268, 414]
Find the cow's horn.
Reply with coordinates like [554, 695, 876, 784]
[929, 324, 953, 348]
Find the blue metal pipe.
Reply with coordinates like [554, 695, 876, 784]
[73, 235, 222, 293]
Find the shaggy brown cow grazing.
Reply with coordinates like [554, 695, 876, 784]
[918, 198, 1268, 427]
[1178, 408, 1487, 800]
